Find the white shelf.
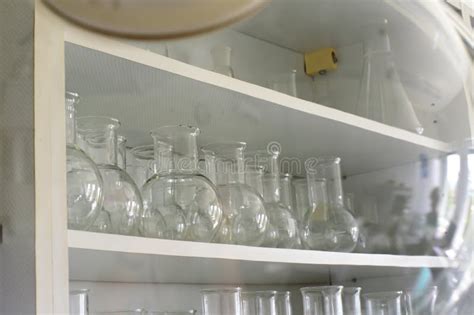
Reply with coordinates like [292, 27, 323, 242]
[68, 230, 454, 285]
[64, 28, 452, 177]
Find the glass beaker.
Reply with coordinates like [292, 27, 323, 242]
[201, 142, 267, 246]
[246, 150, 299, 249]
[66, 92, 104, 231]
[298, 177, 337, 251]
[403, 286, 438, 315]
[342, 287, 362, 315]
[356, 22, 423, 134]
[275, 291, 292, 315]
[142, 125, 222, 242]
[301, 286, 343, 315]
[128, 144, 157, 188]
[211, 45, 234, 78]
[76, 116, 143, 236]
[256, 291, 278, 315]
[201, 287, 242, 315]
[363, 291, 403, 315]
[309, 157, 359, 252]
[242, 291, 259, 315]
[70, 289, 89, 315]
[269, 70, 298, 97]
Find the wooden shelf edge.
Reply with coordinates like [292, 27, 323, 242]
[63, 25, 451, 154]
[68, 230, 455, 269]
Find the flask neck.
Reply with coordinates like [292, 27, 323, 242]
[201, 142, 246, 185]
[280, 174, 293, 210]
[244, 165, 264, 196]
[314, 157, 345, 209]
[76, 116, 121, 166]
[151, 125, 200, 174]
[262, 174, 281, 204]
[65, 92, 79, 145]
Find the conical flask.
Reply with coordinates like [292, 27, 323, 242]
[356, 22, 424, 134]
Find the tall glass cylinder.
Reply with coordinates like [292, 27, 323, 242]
[256, 291, 277, 315]
[275, 291, 292, 315]
[342, 287, 362, 315]
[301, 286, 343, 315]
[201, 287, 242, 315]
[65, 92, 104, 231]
[310, 157, 359, 252]
[242, 291, 258, 315]
[201, 142, 267, 246]
[363, 291, 403, 315]
[142, 125, 222, 242]
[76, 116, 143, 236]
[70, 289, 89, 315]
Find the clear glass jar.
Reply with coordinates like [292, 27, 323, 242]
[402, 286, 438, 315]
[308, 157, 359, 252]
[275, 291, 292, 315]
[76, 116, 143, 236]
[363, 291, 403, 315]
[246, 150, 299, 249]
[255, 290, 278, 315]
[342, 287, 362, 315]
[300, 286, 343, 315]
[201, 287, 242, 315]
[70, 289, 89, 315]
[66, 92, 104, 231]
[201, 142, 267, 246]
[211, 45, 234, 78]
[142, 125, 223, 242]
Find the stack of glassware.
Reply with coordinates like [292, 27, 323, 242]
[71, 285, 438, 315]
[67, 91, 372, 253]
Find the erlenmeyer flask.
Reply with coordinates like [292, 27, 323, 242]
[301, 286, 343, 315]
[201, 142, 267, 246]
[66, 92, 104, 231]
[142, 125, 223, 242]
[211, 45, 234, 78]
[76, 116, 143, 236]
[246, 150, 299, 249]
[309, 157, 359, 252]
[363, 291, 403, 315]
[275, 291, 293, 315]
[356, 22, 423, 134]
[297, 177, 337, 251]
[201, 287, 242, 315]
[342, 287, 362, 315]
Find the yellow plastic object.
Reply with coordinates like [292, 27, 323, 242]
[304, 48, 338, 76]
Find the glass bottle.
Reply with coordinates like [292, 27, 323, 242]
[76, 116, 143, 236]
[300, 286, 343, 315]
[117, 135, 127, 170]
[201, 142, 267, 246]
[275, 291, 292, 315]
[242, 291, 259, 315]
[128, 144, 157, 188]
[403, 286, 437, 315]
[70, 289, 89, 315]
[298, 177, 337, 251]
[211, 45, 234, 78]
[256, 291, 278, 315]
[363, 291, 403, 315]
[142, 125, 222, 242]
[356, 21, 423, 134]
[342, 287, 362, 315]
[247, 150, 299, 249]
[66, 92, 104, 231]
[309, 157, 359, 252]
[201, 287, 242, 315]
